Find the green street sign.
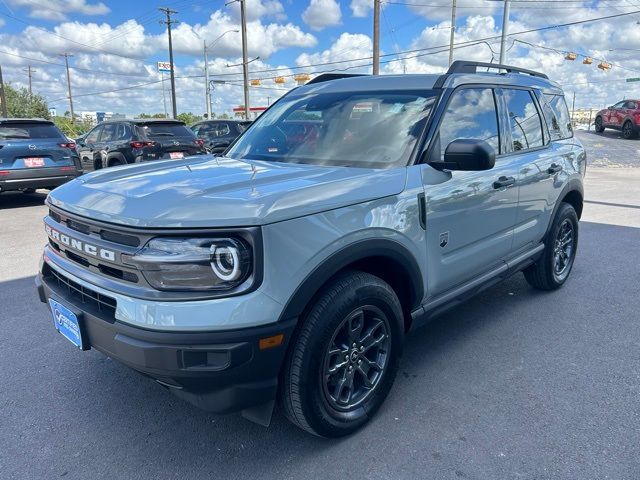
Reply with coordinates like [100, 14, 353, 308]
[626, 77, 640, 82]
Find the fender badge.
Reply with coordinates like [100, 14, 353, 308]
[439, 232, 449, 248]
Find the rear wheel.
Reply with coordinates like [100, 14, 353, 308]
[524, 202, 579, 290]
[622, 120, 636, 139]
[594, 116, 604, 133]
[280, 271, 404, 437]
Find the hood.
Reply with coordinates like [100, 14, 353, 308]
[47, 155, 407, 228]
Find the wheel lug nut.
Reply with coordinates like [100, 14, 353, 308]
[360, 346, 364, 351]
[358, 360, 362, 365]
[352, 343, 356, 348]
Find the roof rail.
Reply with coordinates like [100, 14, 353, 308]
[447, 60, 548, 80]
[306, 73, 369, 85]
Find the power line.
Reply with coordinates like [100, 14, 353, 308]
[0, 48, 149, 77]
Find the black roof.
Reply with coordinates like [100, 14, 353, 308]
[0, 118, 55, 124]
[95, 118, 186, 125]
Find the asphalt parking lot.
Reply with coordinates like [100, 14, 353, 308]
[1, 130, 639, 480]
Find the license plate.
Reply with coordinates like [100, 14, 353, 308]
[24, 157, 45, 167]
[169, 152, 184, 159]
[49, 298, 84, 349]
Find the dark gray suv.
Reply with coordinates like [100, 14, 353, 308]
[0, 118, 81, 194]
[77, 119, 205, 171]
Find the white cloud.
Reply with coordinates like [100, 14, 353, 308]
[296, 32, 372, 73]
[164, 11, 317, 59]
[302, 0, 342, 31]
[225, 0, 287, 22]
[350, 0, 372, 18]
[8, 0, 110, 21]
[407, 0, 497, 21]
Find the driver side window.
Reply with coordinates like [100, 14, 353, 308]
[85, 126, 102, 143]
[438, 88, 500, 160]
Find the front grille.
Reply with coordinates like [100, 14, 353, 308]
[44, 264, 117, 320]
[100, 230, 140, 247]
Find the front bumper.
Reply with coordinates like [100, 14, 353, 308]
[0, 166, 81, 192]
[36, 264, 296, 415]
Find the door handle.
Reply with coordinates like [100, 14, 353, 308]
[547, 163, 562, 174]
[493, 176, 516, 189]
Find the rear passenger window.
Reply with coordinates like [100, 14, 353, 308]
[542, 94, 573, 141]
[438, 88, 500, 159]
[504, 89, 544, 151]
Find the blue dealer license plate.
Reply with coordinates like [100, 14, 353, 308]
[49, 298, 84, 349]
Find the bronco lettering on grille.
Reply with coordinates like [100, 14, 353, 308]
[45, 224, 116, 262]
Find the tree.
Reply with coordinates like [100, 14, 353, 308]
[4, 84, 50, 119]
[176, 112, 202, 125]
[52, 116, 94, 139]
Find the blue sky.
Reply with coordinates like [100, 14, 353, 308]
[0, 1, 638, 116]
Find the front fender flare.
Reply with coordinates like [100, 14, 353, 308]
[277, 238, 424, 323]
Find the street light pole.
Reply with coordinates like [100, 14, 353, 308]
[499, 0, 510, 64]
[240, 0, 250, 119]
[202, 29, 238, 119]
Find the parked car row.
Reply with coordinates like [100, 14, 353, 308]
[0, 117, 251, 195]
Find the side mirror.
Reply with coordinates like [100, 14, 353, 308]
[608, 105, 614, 110]
[432, 139, 496, 171]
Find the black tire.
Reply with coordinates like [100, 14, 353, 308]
[22, 188, 36, 194]
[594, 116, 604, 133]
[622, 120, 636, 139]
[280, 271, 404, 437]
[524, 202, 579, 291]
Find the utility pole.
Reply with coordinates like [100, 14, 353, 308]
[373, 0, 380, 75]
[0, 64, 8, 118]
[499, 0, 510, 64]
[23, 65, 35, 95]
[60, 53, 74, 122]
[240, 0, 250, 119]
[204, 40, 211, 118]
[160, 7, 178, 118]
[448, 0, 457, 66]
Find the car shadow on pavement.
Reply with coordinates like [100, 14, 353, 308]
[0, 190, 48, 210]
[2, 221, 639, 479]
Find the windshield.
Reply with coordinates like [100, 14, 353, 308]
[226, 90, 438, 168]
[140, 123, 193, 137]
[0, 123, 65, 140]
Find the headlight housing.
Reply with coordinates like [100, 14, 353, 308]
[126, 237, 253, 292]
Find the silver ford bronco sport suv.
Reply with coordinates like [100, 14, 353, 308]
[36, 61, 585, 437]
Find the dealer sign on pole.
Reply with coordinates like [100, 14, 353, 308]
[157, 61, 173, 73]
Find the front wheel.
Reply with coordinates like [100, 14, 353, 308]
[280, 271, 404, 437]
[524, 202, 579, 290]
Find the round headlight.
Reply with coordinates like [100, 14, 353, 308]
[210, 244, 241, 281]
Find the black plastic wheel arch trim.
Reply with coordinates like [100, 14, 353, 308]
[277, 238, 424, 323]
